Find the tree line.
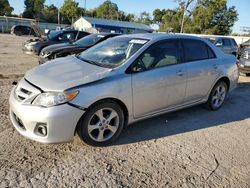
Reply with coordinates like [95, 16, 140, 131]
[0, 0, 241, 35]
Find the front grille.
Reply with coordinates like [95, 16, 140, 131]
[14, 79, 41, 103]
[20, 88, 32, 95]
[15, 87, 33, 101]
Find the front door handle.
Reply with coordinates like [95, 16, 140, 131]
[176, 71, 184, 76]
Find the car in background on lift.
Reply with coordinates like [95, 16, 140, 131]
[38, 33, 121, 64]
[22, 29, 89, 55]
[204, 36, 238, 57]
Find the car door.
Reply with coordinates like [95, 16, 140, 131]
[130, 39, 187, 118]
[182, 39, 219, 103]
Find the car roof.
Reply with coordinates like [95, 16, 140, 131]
[116, 33, 207, 42]
[204, 36, 235, 40]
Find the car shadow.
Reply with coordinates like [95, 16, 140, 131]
[114, 84, 250, 146]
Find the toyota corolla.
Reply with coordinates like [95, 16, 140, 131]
[9, 34, 239, 146]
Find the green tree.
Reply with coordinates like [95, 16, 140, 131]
[23, 0, 45, 20]
[60, 0, 79, 24]
[136, 11, 152, 25]
[153, 0, 238, 35]
[93, 0, 119, 20]
[126, 13, 136, 22]
[0, 0, 13, 16]
[192, 0, 238, 35]
[42, 4, 58, 23]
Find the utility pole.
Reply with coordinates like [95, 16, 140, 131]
[58, 8, 60, 25]
[84, 0, 87, 16]
[180, 3, 186, 33]
[180, 0, 194, 33]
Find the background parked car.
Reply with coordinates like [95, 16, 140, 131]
[204, 36, 238, 56]
[38, 33, 121, 64]
[238, 39, 250, 58]
[11, 25, 36, 36]
[238, 47, 250, 76]
[22, 29, 89, 55]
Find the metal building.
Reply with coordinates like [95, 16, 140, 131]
[73, 16, 153, 34]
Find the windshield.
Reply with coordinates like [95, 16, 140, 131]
[47, 30, 61, 40]
[77, 37, 148, 68]
[74, 34, 105, 47]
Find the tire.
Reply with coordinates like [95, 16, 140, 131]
[77, 100, 125, 146]
[206, 81, 228, 111]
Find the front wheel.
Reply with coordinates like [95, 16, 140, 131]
[77, 100, 125, 146]
[207, 81, 228, 111]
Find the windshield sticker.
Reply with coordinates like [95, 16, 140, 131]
[129, 39, 148, 44]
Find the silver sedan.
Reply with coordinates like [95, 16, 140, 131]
[9, 33, 239, 146]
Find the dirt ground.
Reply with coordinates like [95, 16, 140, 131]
[0, 34, 250, 188]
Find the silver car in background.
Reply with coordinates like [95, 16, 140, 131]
[205, 36, 238, 57]
[9, 34, 239, 146]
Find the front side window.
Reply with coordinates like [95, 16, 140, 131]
[183, 39, 210, 62]
[77, 37, 148, 68]
[131, 39, 180, 72]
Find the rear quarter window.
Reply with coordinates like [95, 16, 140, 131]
[231, 39, 238, 47]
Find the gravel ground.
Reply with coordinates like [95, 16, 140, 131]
[0, 34, 250, 187]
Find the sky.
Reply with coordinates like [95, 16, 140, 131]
[8, 0, 250, 33]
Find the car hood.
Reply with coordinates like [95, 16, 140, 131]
[30, 21, 45, 38]
[41, 43, 72, 54]
[25, 55, 112, 91]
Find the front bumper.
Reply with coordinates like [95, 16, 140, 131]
[22, 43, 39, 55]
[239, 58, 250, 74]
[38, 55, 48, 64]
[9, 87, 84, 143]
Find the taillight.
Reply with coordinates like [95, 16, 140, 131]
[236, 60, 240, 67]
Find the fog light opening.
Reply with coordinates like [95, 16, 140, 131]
[37, 124, 47, 136]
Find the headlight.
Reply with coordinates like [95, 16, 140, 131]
[32, 91, 79, 107]
[27, 42, 38, 46]
[42, 51, 52, 57]
[240, 64, 244, 68]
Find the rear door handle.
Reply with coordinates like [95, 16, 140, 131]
[176, 71, 184, 76]
[213, 64, 218, 69]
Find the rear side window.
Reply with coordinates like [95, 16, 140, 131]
[183, 39, 213, 62]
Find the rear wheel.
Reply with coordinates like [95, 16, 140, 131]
[207, 81, 228, 111]
[77, 100, 125, 146]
